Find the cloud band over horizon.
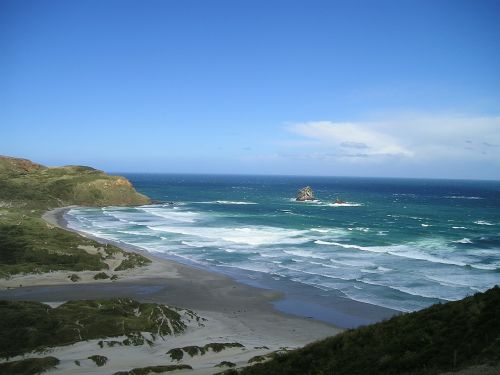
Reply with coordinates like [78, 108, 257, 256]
[285, 114, 500, 166]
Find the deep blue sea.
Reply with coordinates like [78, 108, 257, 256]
[66, 175, 500, 314]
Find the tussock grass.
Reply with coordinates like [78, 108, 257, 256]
[167, 343, 245, 360]
[112, 364, 192, 375]
[0, 356, 59, 375]
[0, 298, 187, 358]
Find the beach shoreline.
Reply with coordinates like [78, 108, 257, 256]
[0, 206, 399, 373]
[3, 206, 398, 327]
[0, 207, 345, 373]
[2, 207, 343, 337]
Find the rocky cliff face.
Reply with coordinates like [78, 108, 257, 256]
[0, 155, 44, 175]
[0, 156, 150, 208]
[296, 186, 315, 201]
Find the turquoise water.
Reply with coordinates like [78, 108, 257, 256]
[66, 175, 500, 313]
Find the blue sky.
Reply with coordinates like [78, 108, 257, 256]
[1, 0, 500, 179]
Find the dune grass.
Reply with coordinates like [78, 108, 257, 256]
[167, 342, 245, 360]
[112, 364, 192, 375]
[0, 210, 150, 277]
[0, 298, 187, 358]
[0, 356, 59, 375]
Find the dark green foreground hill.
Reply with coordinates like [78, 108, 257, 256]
[240, 286, 500, 375]
[0, 155, 151, 277]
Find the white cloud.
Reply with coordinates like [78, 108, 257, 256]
[286, 114, 500, 163]
[289, 121, 413, 158]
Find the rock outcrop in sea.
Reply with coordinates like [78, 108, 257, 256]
[296, 186, 315, 201]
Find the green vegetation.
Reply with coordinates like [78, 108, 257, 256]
[68, 273, 80, 282]
[167, 343, 245, 360]
[0, 156, 149, 209]
[0, 211, 106, 276]
[98, 340, 123, 348]
[248, 355, 267, 363]
[241, 286, 500, 375]
[93, 272, 110, 280]
[206, 342, 244, 353]
[0, 156, 151, 277]
[0, 356, 59, 375]
[167, 348, 184, 361]
[123, 332, 155, 347]
[115, 253, 151, 271]
[0, 210, 150, 277]
[88, 354, 108, 367]
[112, 364, 192, 375]
[183, 345, 206, 357]
[0, 298, 187, 358]
[216, 361, 236, 368]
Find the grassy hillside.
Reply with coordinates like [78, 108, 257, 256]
[0, 155, 150, 209]
[0, 156, 151, 276]
[239, 286, 500, 375]
[0, 298, 188, 358]
[0, 209, 149, 277]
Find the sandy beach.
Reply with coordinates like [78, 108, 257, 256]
[0, 207, 347, 374]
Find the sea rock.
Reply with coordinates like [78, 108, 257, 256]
[296, 186, 315, 201]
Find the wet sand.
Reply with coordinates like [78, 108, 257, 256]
[0, 207, 398, 374]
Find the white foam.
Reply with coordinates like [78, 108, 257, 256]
[291, 198, 321, 204]
[452, 226, 467, 229]
[330, 258, 376, 268]
[310, 227, 348, 237]
[139, 207, 200, 223]
[283, 249, 327, 259]
[310, 228, 330, 233]
[453, 238, 473, 244]
[314, 240, 368, 251]
[149, 225, 309, 246]
[356, 279, 451, 301]
[445, 196, 483, 200]
[316, 239, 494, 270]
[117, 230, 145, 235]
[424, 274, 474, 288]
[217, 200, 257, 205]
[194, 200, 257, 205]
[258, 251, 283, 258]
[327, 202, 363, 207]
[474, 220, 494, 226]
[349, 227, 370, 232]
[222, 262, 274, 274]
[181, 241, 205, 248]
[421, 224, 430, 227]
[280, 265, 355, 281]
[377, 266, 393, 272]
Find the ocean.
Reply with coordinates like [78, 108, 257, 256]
[65, 174, 500, 321]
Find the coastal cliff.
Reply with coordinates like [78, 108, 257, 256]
[0, 155, 150, 209]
